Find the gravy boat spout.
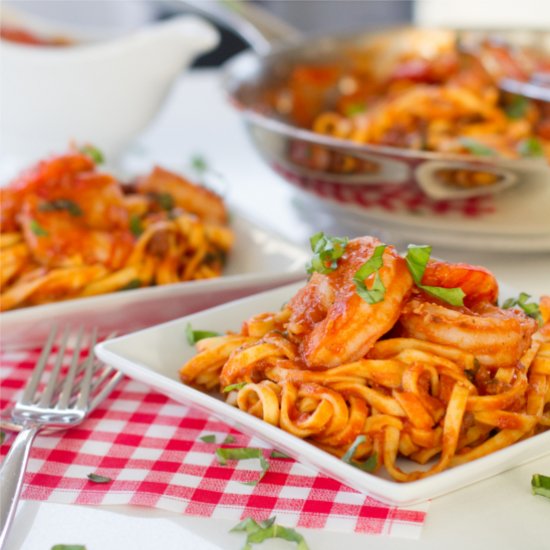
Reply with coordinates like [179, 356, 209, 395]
[0, 14, 219, 164]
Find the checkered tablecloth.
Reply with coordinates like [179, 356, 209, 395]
[0, 346, 428, 538]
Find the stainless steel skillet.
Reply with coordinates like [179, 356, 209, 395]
[182, 1, 550, 197]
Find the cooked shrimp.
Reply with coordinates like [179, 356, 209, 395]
[399, 298, 537, 368]
[0, 188, 21, 233]
[286, 236, 413, 368]
[9, 152, 95, 194]
[135, 166, 228, 225]
[422, 259, 499, 308]
[16, 154, 133, 269]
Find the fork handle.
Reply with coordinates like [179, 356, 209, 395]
[0, 426, 40, 549]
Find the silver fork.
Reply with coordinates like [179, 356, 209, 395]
[0, 327, 122, 549]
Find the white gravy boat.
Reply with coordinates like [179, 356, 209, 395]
[0, 7, 219, 165]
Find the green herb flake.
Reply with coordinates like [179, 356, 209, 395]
[151, 192, 175, 211]
[191, 154, 209, 173]
[185, 323, 221, 345]
[216, 447, 269, 486]
[200, 434, 217, 443]
[129, 214, 143, 237]
[517, 137, 544, 158]
[270, 450, 289, 459]
[80, 144, 105, 164]
[230, 516, 309, 550]
[353, 244, 387, 304]
[405, 245, 465, 307]
[503, 292, 543, 325]
[344, 102, 366, 116]
[51, 545, 87, 550]
[532, 473, 550, 499]
[0, 431, 5, 445]
[39, 199, 83, 217]
[223, 382, 247, 393]
[29, 219, 49, 237]
[121, 278, 141, 291]
[505, 95, 529, 119]
[341, 435, 377, 472]
[306, 232, 349, 275]
[223, 435, 236, 444]
[459, 137, 497, 157]
[86, 473, 112, 484]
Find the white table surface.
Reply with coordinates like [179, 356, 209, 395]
[3, 69, 550, 550]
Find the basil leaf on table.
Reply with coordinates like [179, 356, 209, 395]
[230, 516, 309, 550]
[215, 447, 269, 486]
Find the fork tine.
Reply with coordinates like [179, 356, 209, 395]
[76, 329, 98, 410]
[27, 331, 119, 406]
[89, 368, 124, 410]
[37, 326, 71, 408]
[57, 327, 85, 409]
[20, 326, 58, 406]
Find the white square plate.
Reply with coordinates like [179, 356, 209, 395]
[0, 214, 309, 349]
[95, 281, 550, 505]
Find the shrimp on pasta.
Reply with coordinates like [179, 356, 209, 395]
[286, 236, 413, 367]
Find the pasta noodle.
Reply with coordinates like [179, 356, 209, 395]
[180, 234, 549, 482]
[0, 149, 234, 311]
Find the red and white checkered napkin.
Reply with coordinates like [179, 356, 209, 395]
[0, 347, 428, 539]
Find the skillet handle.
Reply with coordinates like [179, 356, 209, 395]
[174, 0, 303, 54]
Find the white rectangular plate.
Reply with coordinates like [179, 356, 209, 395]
[0, 214, 309, 349]
[95, 282, 550, 506]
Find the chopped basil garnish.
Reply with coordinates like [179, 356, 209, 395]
[185, 323, 221, 345]
[353, 244, 387, 304]
[51, 546, 87, 550]
[150, 192, 175, 211]
[223, 435, 236, 444]
[502, 292, 543, 325]
[230, 516, 309, 550]
[505, 95, 529, 119]
[29, 219, 49, 237]
[459, 137, 497, 157]
[216, 447, 269, 486]
[39, 199, 82, 217]
[306, 232, 349, 275]
[80, 144, 104, 164]
[344, 102, 366, 116]
[405, 245, 465, 307]
[342, 435, 377, 472]
[517, 137, 544, 158]
[532, 473, 550, 499]
[190, 154, 209, 173]
[86, 473, 112, 484]
[223, 382, 247, 393]
[200, 434, 217, 443]
[0, 431, 5, 445]
[121, 279, 141, 291]
[204, 250, 227, 266]
[129, 214, 143, 237]
[270, 450, 289, 459]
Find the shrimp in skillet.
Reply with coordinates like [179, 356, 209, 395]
[286, 236, 413, 368]
[400, 261, 537, 368]
[15, 153, 134, 269]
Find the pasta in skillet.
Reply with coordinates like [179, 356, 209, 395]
[279, 32, 550, 177]
[0, 148, 233, 311]
[180, 233, 550, 482]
